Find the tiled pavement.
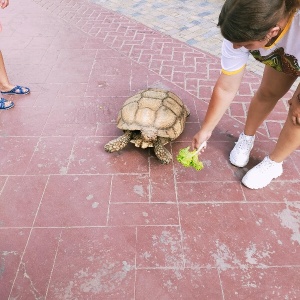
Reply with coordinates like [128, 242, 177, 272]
[0, 0, 300, 299]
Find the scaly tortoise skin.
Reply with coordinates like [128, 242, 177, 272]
[104, 88, 190, 164]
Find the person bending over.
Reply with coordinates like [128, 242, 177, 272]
[192, 0, 300, 189]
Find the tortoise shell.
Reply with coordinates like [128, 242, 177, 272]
[117, 88, 189, 147]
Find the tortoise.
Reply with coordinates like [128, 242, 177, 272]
[104, 88, 190, 164]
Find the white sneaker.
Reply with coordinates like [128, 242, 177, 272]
[229, 132, 255, 167]
[242, 156, 283, 189]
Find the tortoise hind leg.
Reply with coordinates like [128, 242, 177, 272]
[104, 130, 132, 152]
[153, 137, 172, 164]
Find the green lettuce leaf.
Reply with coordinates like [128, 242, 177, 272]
[176, 147, 204, 171]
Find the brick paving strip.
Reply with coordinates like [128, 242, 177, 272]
[93, 0, 300, 88]
[32, 0, 296, 142]
[91, 0, 266, 76]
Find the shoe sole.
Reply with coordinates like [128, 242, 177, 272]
[242, 169, 283, 189]
[1, 91, 30, 95]
[229, 158, 249, 168]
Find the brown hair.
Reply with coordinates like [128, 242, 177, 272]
[218, 0, 300, 42]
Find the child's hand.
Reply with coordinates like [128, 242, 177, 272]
[192, 129, 210, 151]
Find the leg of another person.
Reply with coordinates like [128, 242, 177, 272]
[241, 69, 299, 189]
[0, 51, 14, 109]
[230, 66, 296, 168]
[270, 107, 300, 162]
[242, 108, 300, 189]
[0, 50, 15, 92]
[0, 50, 30, 95]
[244, 65, 297, 135]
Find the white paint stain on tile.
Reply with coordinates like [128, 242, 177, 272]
[86, 194, 94, 201]
[256, 218, 263, 226]
[142, 212, 148, 217]
[133, 185, 144, 197]
[204, 160, 211, 167]
[151, 230, 183, 268]
[54, 261, 134, 298]
[211, 241, 246, 271]
[76, 268, 89, 278]
[59, 167, 67, 175]
[79, 159, 86, 165]
[245, 243, 274, 266]
[277, 203, 300, 245]
[212, 239, 274, 272]
[173, 268, 183, 280]
[1, 251, 18, 256]
[163, 279, 178, 293]
[141, 251, 151, 259]
[245, 243, 258, 265]
[69, 154, 75, 161]
[78, 261, 133, 294]
[54, 280, 74, 299]
[156, 230, 179, 253]
[92, 202, 99, 208]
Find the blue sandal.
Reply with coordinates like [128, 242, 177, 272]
[0, 98, 14, 110]
[1, 85, 30, 95]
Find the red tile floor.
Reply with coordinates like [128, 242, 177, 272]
[0, 0, 300, 299]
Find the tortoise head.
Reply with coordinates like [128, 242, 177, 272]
[141, 128, 158, 142]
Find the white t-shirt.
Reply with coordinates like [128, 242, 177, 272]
[221, 9, 300, 77]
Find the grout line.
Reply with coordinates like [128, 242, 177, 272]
[170, 143, 187, 269]
[133, 226, 138, 300]
[106, 175, 113, 226]
[45, 229, 63, 299]
[133, 264, 300, 270]
[8, 175, 51, 298]
[0, 176, 9, 197]
[23, 136, 43, 176]
[1, 224, 181, 230]
[147, 156, 152, 203]
[65, 136, 77, 174]
[217, 268, 226, 300]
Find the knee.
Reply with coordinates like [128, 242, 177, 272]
[255, 86, 281, 103]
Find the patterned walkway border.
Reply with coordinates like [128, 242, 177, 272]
[91, 0, 267, 77]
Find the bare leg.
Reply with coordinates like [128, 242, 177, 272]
[0, 51, 15, 109]
[0, 51, 15, 92]
[269, 107, 300, 162]
[244, 65, 296, 135]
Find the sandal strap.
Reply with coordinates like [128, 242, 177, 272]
[11, 85, 22, 93]
[0, 98, 7, 109]
[16, 85, 30, 93]
[0, 97, 13, 109]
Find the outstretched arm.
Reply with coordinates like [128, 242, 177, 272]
[192, 70, 244, 150]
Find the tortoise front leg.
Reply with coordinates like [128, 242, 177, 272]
[153, 138, 172, 164]
[104, 130, 132, 152]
